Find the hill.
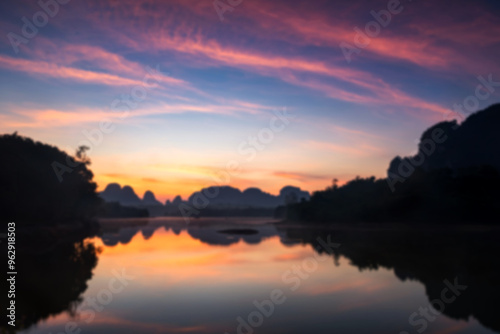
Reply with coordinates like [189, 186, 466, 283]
[0, 133, 101, 225]
[287, 104, 500, 224]
[99, 183, 310, 217]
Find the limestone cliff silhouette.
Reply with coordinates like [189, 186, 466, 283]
[143, 190, 163, 206]
[388, 104, 500, 178]
[188, 185, 310, 208]
[99, 183, 310, 217]
[100, 183, 142, 206]
[287, 104, 500, 224]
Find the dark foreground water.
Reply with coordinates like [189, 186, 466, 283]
[10, 218, 500, 334]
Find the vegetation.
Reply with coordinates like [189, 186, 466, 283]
[0, 235, 100, 333]
[100, 202, 149, 218]
[0, 133, 102, 225]
[287, 104, 500, 224]
[276, 225, 500, 332]
[287, 166, 500, 224]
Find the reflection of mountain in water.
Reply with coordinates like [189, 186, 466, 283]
[0, 229, 100, 333]
[276, 224, 500, 333]
[9, 219, 498, 333]
[99, 218, 285, 247]
[99, 219, 500, 333]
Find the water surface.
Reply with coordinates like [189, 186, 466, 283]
[16, 218, 500, 334]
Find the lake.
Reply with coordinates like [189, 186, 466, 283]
[14, 217, 500, 334]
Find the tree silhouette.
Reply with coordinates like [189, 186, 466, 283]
[0, 133, 102, 225]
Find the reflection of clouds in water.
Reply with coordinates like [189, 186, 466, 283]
[99, 219, 500, 333]
[10, 220, 500, 334]
[278, 225, 500, 333]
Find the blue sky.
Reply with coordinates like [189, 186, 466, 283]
[1, 0, 499, 201]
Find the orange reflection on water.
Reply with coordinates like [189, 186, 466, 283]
[86, 225, 397, 297]
[88, 226, 334, 288]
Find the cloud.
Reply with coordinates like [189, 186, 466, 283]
[5, 0, 469, 119]
[0, 55, 144, 87]
[273, 171, 330, 182]
[0, 99, 274, 129]
[304, 140, 384, 157]
[92, 20, 451, 117]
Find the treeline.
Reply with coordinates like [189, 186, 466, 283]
[286, 166, 500, 223]
[99, 202, 149, 218]
[287, 104, 500, 224]
[275, 225, 500, 332]
[164, 204, 276, 218]
[0, 133, 102, 225]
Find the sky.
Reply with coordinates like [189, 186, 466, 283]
[1, 0, 499, 202]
